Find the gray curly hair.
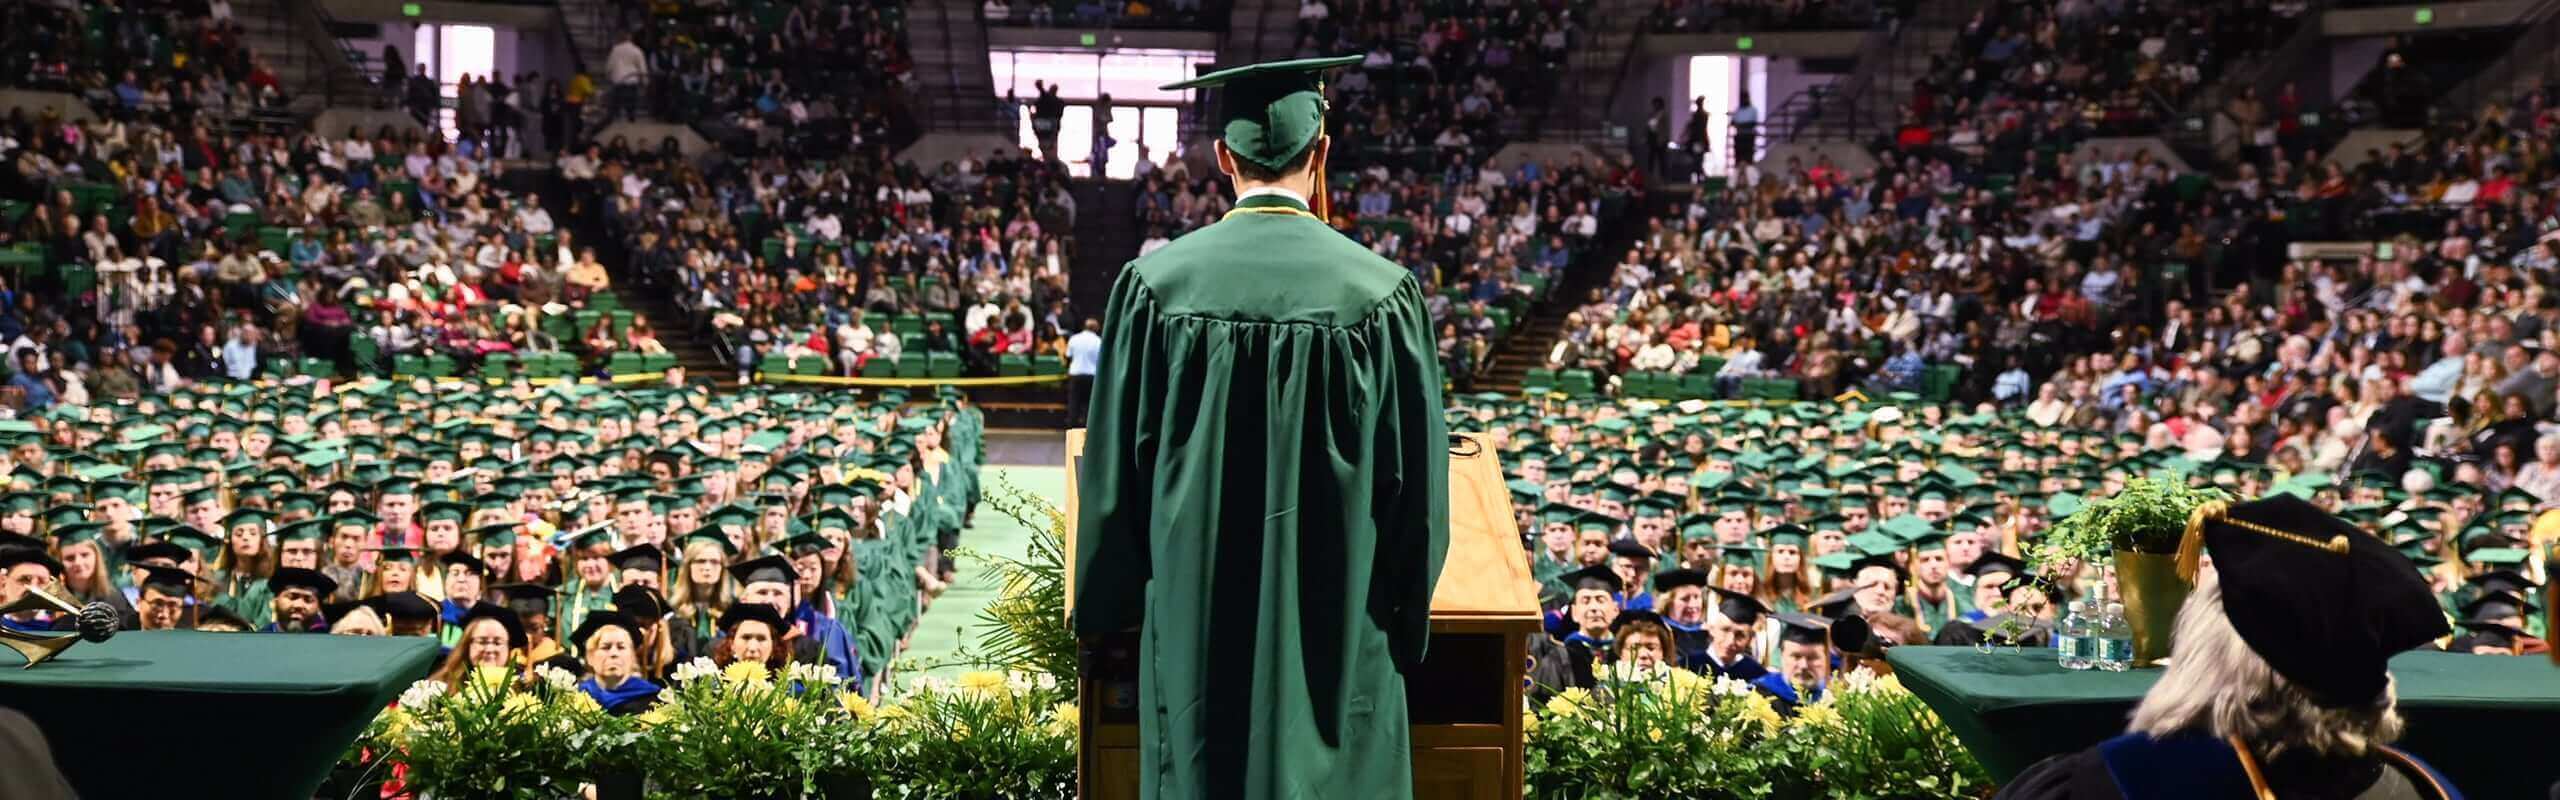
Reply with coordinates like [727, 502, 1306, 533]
[2126, 572, 2404, 761]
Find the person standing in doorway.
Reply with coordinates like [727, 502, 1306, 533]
[1032, 81, 1067, 163]
[1067, 317, 1101, 425]
[1731, 91, 1760, 170]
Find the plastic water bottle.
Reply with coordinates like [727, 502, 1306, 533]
[2094, 603, 2134, 672]
[2054, 598, 2092, 670]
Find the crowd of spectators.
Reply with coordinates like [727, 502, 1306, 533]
[4, 0, 290, 124]
[582, 137, 1082, 382]
[981, 0, 1223, 29]
[1888, 0, 2308, 154]
[588, 0, 917, 156]
[1287, 0, 1582, 175]
[0, 107, 656, 409]
[1645, 0, 1888, 34]
[1550, 66, 2560, 495]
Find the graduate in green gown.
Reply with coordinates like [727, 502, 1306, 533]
[1075, 55, 1451, 800]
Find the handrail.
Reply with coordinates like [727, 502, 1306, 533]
[2188, 0, 2330, 128]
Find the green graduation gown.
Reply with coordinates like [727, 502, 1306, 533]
[1076, 193, 1451, 800]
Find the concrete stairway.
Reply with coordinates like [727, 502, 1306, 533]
[1541, 0, 1655, 142]
[910, 0, 1009, 132]
[1799, 0, 1982, 142]
[230, 0, 376, 117]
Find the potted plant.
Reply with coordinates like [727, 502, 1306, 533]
[639, 659, 872, 800]
[2033, 476, 2229, 666]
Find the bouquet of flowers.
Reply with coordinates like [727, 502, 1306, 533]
[1744, 669, 1992, 800]
[638, 658, 872, 800]
[1523, 663, 1775, 799]
[1526, 666, 1990, 800]
[365, 664, 639, 800]
[870, 670, 1076, 800]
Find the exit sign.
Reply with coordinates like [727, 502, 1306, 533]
[1736, 36, 1755, 51]
[2414, 7, 2433, 24]
[402, 2, 421, 16]
[1080, 33, 1098, 46]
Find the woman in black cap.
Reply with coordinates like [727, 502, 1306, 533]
[710, 602, 789, 671]
[1999, 496, 2459, 799]
[429, 602, 529, 690]
[571, 611, 661, 715]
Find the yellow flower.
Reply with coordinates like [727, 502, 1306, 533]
[1522, 709, 1540, 734]
[1794, 702, 1843, 730]
[501, 692, 541, 716]
[471, 665, 512, 688]
[379, 709, 412, 742]
[563, 692, 603, 714]
[840, 691, 877, 720]
[1740, 693, 1784, 734]
[1044, 702, 1080, 738]
[956, 670, 1008, 695]
[1646, 726, 1665, 743]
[1873, 673, 1905, 695]
[1543, 688, 1593, 720]
[637, 705, 675, 727]
[722, 660, 772, 685]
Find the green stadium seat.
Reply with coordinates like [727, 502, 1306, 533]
[997, 355, 1031, 377]
[926, 353, 961, 379]
[893, 354, 926, 379]
[1558, 370, 1597, 397]
[860, 356, 894, 378]
[642, 353, 677, 373]
[1681, 373, 1716, 399]
[481, 353, 516, 378]
[302, 358, 334, 378]
[1523, 368, 1555, 394]
[608, 351, 643, 375]
[892, 315, 925, 338]
[1032, 355, 1067, 376]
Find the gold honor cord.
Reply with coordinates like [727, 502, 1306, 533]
[2177, 500, 2352, 582]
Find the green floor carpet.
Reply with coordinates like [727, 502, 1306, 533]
[897, 465, 1068, 687]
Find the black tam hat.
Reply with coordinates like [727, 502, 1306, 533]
[2192, 495, 2449, 708]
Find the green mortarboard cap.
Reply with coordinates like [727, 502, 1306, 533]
[0, 492, 39, 514]
[1162, 56, 1362, 173]
[677, 529, 740, 558]
[162, 526, 222, 557]
[333, 510, 379, 529]
[2469, 547, 2530, 567]
[806, 508, 857, 532]
[1846, 531, 1901, 557]
[568, 524, 618, 550]
[1812, 551, 1861, 579]
[420, 501, 468, 523]
[705, 504, 758, 528]
[471, 523, 520, 548]
[266, 516, 324, 541]
[1573, 511, 1616, 534]
[1763, 524, 1810, 549]
[1678, 513, 1716, 541]
[51, 521, 107, 547]
[221, 508, 271, 529]
[372, 545, 422, 563]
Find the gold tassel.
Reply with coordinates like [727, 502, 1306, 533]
[2177, 500, 2223, 582]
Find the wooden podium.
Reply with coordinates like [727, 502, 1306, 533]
[1064, 431, 1540, 800]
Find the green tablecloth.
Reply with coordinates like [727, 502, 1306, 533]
[1888, 646, 2560, 798]
[0, 631, 438, 799]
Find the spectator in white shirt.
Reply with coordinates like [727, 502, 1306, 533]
[516, 195, 555, 234]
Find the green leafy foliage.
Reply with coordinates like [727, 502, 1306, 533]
[2034, 476, 2229, 569]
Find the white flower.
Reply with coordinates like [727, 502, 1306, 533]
[1035, 672, 1058, 692]
[534, 664, 580, 693]
[671, 657, 720, 686]
[1711, 676, 1757, 697]
[911, 675, 951, 696]
[783, 660, 838, 688]
[1006, 670, 1035, 694]
[398, 679, 448, 710]
[1837, 667, 1880, 694]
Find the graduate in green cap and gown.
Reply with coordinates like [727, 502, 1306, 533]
[1075, 55, 1450, 800]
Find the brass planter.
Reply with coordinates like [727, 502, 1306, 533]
[2113, 551, 2192, 667]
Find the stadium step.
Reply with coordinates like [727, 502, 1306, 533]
[1471, 191, 1677, 396]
